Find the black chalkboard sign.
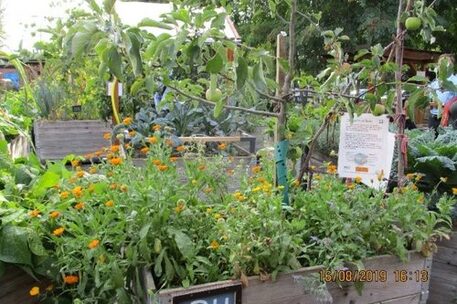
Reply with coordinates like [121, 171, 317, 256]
[172, 284, 242, 304]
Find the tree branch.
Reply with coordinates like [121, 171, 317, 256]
[167, 85, 279, 117]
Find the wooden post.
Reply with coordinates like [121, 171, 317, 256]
[275, 32, 288, 143]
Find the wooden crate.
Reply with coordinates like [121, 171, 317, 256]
[152, 251, 431, 304]
[0, 266, 40, 304]
[428, 231, 457, 304]
[33, 120, 112, 161]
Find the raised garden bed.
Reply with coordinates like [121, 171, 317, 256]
[428, 231, 457, 303]
[33, 120, 112, 161]
[151, 252, 431, 304]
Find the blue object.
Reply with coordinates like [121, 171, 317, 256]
[275, 140, 289, 206]
[429, 75, 457, 115]
[2, 71, 20, 89]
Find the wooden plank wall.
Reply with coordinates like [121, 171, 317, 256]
[428, 231, 457, 304]
[156, 252, 431, 304]
[34, 120, 112, 161]
[0, 266, 40, 304]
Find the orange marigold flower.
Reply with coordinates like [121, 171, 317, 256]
[74, 202, 85, 210]
[103, 132, 111, 140]
[120, 185, 128, 192]
[60, 191, 70, 199]
[52, 227, 64, 236]
[158, 165, 169, 172]
[88, 239, 100, 249]
[63, 275, 79, 284]
[217, 143, 227, 150]
[29, 286, 40, 296]
[89, 166, 97, 174]
[109, 157, 123, 166]
[152, 159, 162, 166]
[453, 188, 457, 195]
[29, 209, 41, 218]
[76, 171, 84, 178]
[169, 156, 178, 162]
[198, 165, 206, 171]
[110, 145, 120, 153]
[326, 164, 337, 175]
[50, 211, 60, 219]
[72, 186, 83, 198]
[140, 147, 149, 154]
[123, 117, 133, 125]
[71, 159, 80, 167]
[110, 183, 118, 190]
[209, 240, 220, 250]
[148, 136, 158, 144]
[105, 200, 114, 207]
[251, 165, 261, 174]
[176, 145, 185, 152]
[152, 124, 161, 131]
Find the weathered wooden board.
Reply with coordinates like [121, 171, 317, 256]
[428, 231, 457, 304]
[0, 266, 40, 304]
[34, 120, 112, 161]
[155, 252, 430, 304]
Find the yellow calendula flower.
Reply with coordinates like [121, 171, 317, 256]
[105, 200, 114, 207]
[452, 188, 457, 195]
[63, 275, 79, 284]
[29, 209, 41, 218]
[346, 183, 355, 190]
[128, 130, 136, 137]
[72, 186, 83, 198]
[29, 286, 40, 296]
[71, 159, 80, 168]
[140, 147, 149, 154]
[326, 164, 337, 175]
[110, 145, 120, 153]
[52, 227, 64, 236]
[88, 239, 100, 249]
[89, 166, 97, 174]
[354, 176, 362, 184]
[174, 201, 185, 214]
[217, 143, 227, 150]
[251, 165, 261, 174]
[148, 136, 158, 144]
[152, 124, 161, 131]
[60, 191, 70, 199]
[50, 211, 60, 219]
[158, 165, 169, 172]
[176, 145, 186, 152]
[123, 117, 133, 125]
[109, 157, 123, 166]
[152, 159, 162, 166]
[74, 202, 85, 210]
[76, 171, 84, 178]
[103, 132, 111, 140]
[214, 213, 222, 220]
[209, 240, 220, 250]
[252, 186, 262, 193]
[170, 156, 178, 162]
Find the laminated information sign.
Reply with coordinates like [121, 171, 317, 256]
[337, 113, 395, 187]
